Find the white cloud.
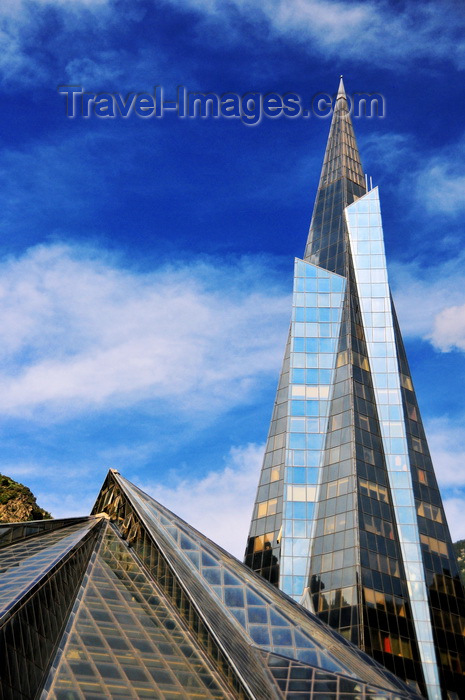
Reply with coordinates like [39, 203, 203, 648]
[38, 484, 100, 519]
[0, 1, 134, 89]
[360, 132, 411, 177]
[140, 442, 262, 558]
[65, 54, 130, 84]
[0, 243, 289, 419]
[389, 253, 465, 351]
[443, 498, 465, 542]
[431, 304, 465, 352]
[360, 130, 465, 217]
[417, 165, 465, 216]
[423, 416, 465, 540]
[426, 418, 465, 488]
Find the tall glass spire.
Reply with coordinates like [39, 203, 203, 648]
[304, 76, 366, 275]
[245, 79, 465, 700]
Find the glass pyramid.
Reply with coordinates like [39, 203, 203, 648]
[0, 469, 421, 700]
[245, 78, 465, 700]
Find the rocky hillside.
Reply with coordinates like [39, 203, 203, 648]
[0, 474, 51, 522]
[454, 540, 465, 585]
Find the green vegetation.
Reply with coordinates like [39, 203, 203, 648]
[0, 473, 51, 522]
[454, 540, 465, 586]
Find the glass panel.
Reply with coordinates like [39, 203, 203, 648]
[0, 520, 100, 700]
[0, 519, 97, 617]
[346, 189, 441, 700]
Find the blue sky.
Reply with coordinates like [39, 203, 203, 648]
[0, 0, 465, 556]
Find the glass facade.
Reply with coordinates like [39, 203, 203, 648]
[0, 516, 90, 549]
[345, 189, 441, 700]
[245, 78, 465, 700]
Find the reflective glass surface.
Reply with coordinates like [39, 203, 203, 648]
[0, 517, 90, 550]
[0, 519, 98, 618]
[43, 524, 232, 700]
[304, 89, 366, 276]
[392, 307, 465, 697]
[0, 520, 100, 700]
[345, 188, 441, 700]
[245, 328, 288, 589]
[282, 260, 345, 600]
[244, 77, 465, 700]
[246, 261, 345, 601]
[260, 650, 413, 700]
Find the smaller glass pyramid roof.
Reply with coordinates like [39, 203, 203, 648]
[92, 471, 423, 699]
[0, 471, 424, 700]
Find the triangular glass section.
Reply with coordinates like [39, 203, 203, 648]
[345, 188, 443, 700]
[245, 329, 290, 588]
[304, 78, 366, 276]
[0, 517, 100, 700]
[259, 648, 411, 700]
[392, 304, 465, 696]
[0, 516, 90, 550]
[42, 524, 233, 699]
[0, 518, 99, 619]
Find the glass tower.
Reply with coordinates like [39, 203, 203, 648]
[245, 78, 465, 700]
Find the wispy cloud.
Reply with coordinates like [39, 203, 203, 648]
[414, 138, 465, 216]
[361, 129, 465, 216]
[443, 498, 465, 542]
[360, 132, 412, 181]
[0, 1, 168, 91]
[0, 131, 133, 240]
[0, 0, 464, 89]
[431, 304, 465, 353]
[162, 0, 465, 69]
[0, 0, 112, 87]
[423, 416, 465, 540]
[0, 243, 289, 419]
